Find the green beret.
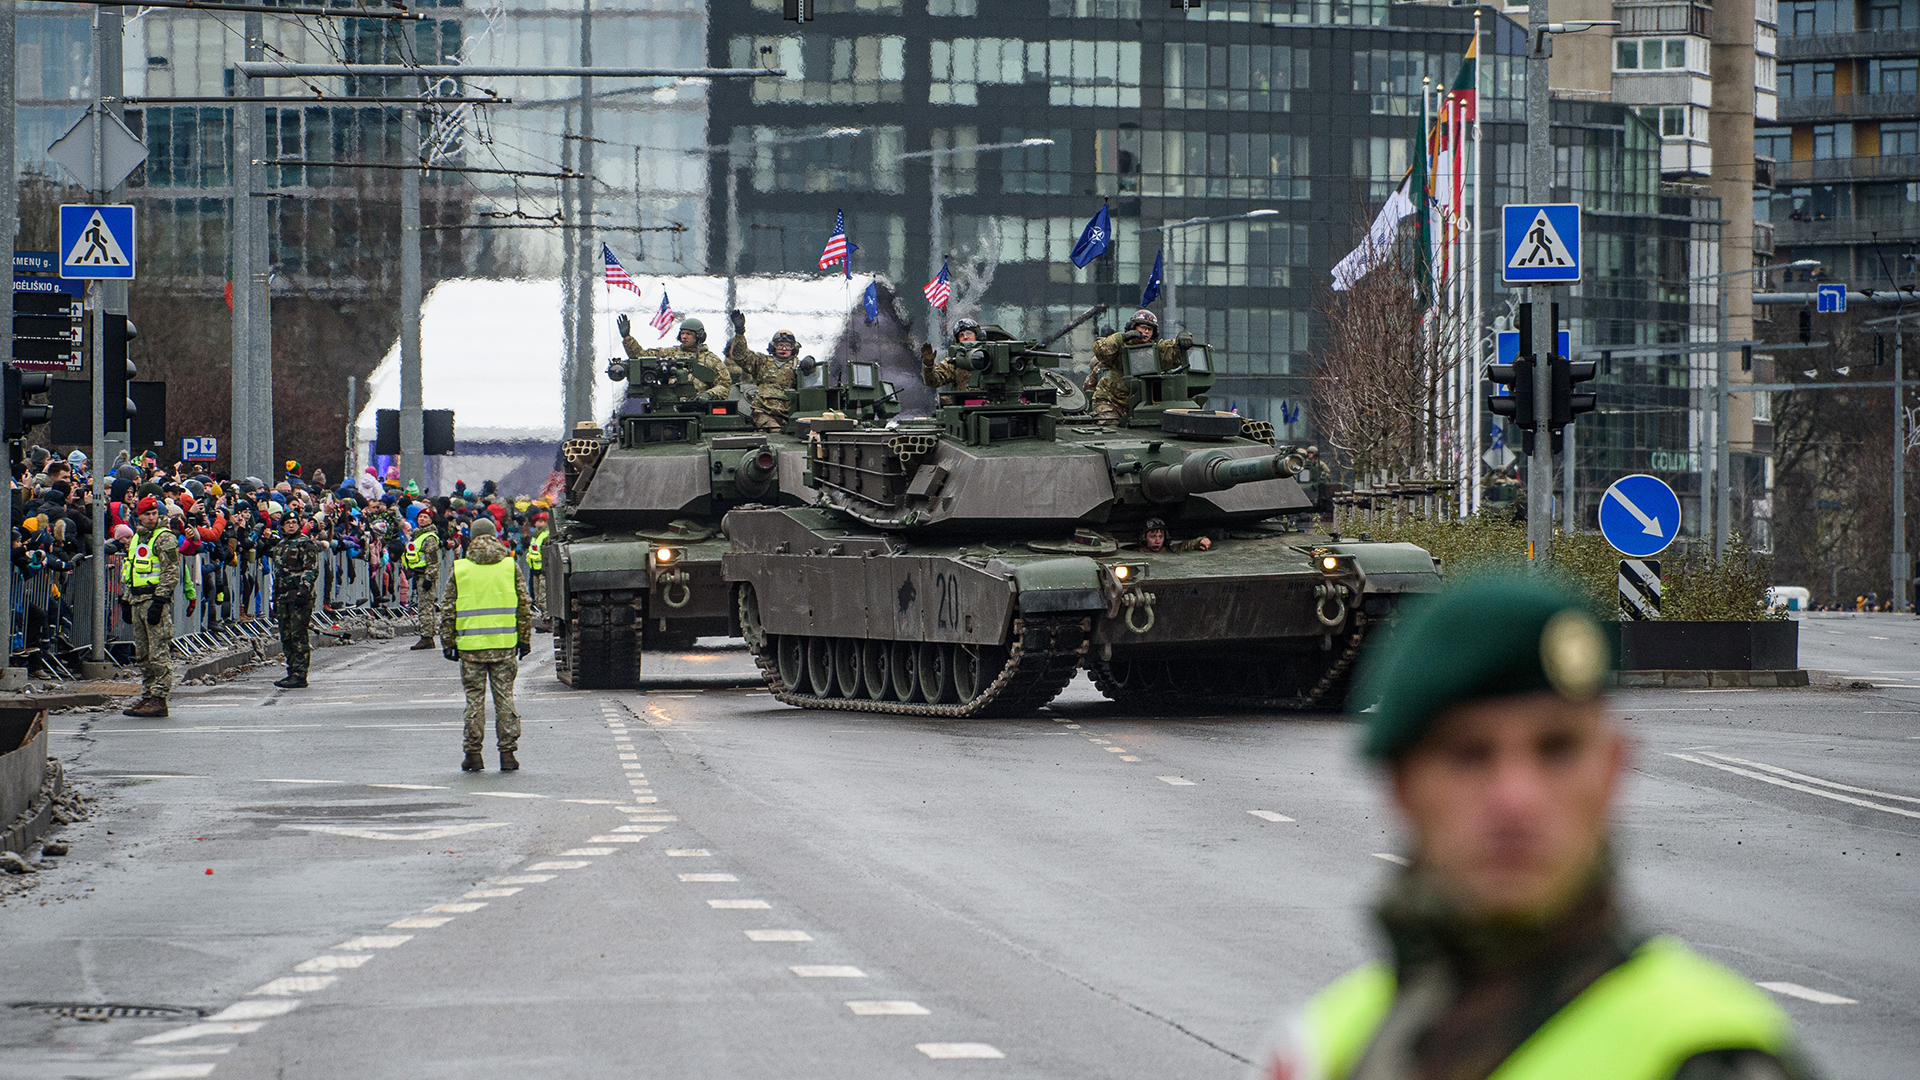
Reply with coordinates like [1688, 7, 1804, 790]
[1352, 574, 1613, 760]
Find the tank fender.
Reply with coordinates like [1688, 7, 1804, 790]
[1008, 557, 1107, 613]
[1324, 542, 1445, 594]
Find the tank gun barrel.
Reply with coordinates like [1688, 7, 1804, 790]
[737, 445, 779, 497]
[1140, 449, 1299, 503]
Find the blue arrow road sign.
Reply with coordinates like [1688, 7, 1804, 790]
[1599, 474, 1682, 558]
[1816, 283, 1847, 313]
[59, 204, 136, 280]
[1502, 203, 1580, 284]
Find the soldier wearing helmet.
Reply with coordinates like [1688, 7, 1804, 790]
[921, 318, 983, 392]
[614, 313, 733, 401]
[1085, 309, 1180, 424]
[725, 310, 799, 431]
[1137, 516, 1212, 553]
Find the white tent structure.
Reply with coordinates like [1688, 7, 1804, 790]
[353, 273, 876, 498]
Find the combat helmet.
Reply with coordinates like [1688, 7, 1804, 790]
[680, 318, 707, 347]
[768, 329, 799, 357]
[952, 317, 981, 342]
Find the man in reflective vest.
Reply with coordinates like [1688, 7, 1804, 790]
[525, 510, 550, 617]
[404, 507, 443, 651]
[1252, 576, 1816, 1080]
[438, 517, 531, 772]
[121, 496, 180, 718]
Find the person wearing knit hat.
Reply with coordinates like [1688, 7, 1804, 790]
[438, 515, 532, 772]
[402, 507, 444, 652]
[121, 495, 181, 718]
[1250, 575, 1813, 1080]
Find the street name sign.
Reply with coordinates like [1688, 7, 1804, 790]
[1502, 203, 1581, 284]
[1600, 474, 1681, 558]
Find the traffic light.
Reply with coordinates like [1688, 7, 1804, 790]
[1487, 357, 1535, 455]
[103, 314, 138, 431]
[1550, 358, 1598, 429]
[3, 365, 54, 440]
[1798, 308, 1813, 344]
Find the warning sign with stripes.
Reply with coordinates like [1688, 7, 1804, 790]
[1618, 559, 1662, 621]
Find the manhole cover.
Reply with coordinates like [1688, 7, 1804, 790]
[14, 1003, 201, 1022]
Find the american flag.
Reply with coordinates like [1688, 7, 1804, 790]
[818, 210, 850, 271]
[649, 289, 676, 336]
[602, 244, 641, 295]
[923, 259, 951, 310]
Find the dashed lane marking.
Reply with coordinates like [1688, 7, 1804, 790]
[525, 861, 591, 871]
[847, 1001, 930, 1015]
[1105, 747, 1126, 753]
[917, 1043, 1004, 1059]
[709, 899, 772, 909]
[679, 873, 737, 882]
[558, 848, 615, 856]
[251, 975, 337, 996]
[562, 798, 618, 804]
[256, 778, 346, 785]
[282, 823, 509, 842]
[1759, 982, 1857, 1004]
[389, 917, 455, 929]
[791, 965, 867, 978]
[147, 1046, 234, 1057]
[667, 849, 711, 857]
[208, 1000, 301, 1021]
[367, 784, 448, 791]
[471, 791, 546, 799]
[129, 1064, 219, 1079]
[746, 930, 812, 941]
[134, 1022, 265, 1045]
[587, 835, 646, 843]
[1248, 810, 1295, 822]
[621, 812, 676, 820]
[1157, 776, 1196, 786]
[335, 936, 411, 950]
[294, 955, 372, 972]
[494, 874, 558, 885]
[627, 796, 660, 803]
[427, 902, 488, 913]
[1120, 756, 1140, 761]
[614, 825, 668, 833]
[1670, 753, 1920, 820]
[1373, 853, 1411, 867]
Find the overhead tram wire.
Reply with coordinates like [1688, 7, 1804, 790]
[28, 0, 423, 18]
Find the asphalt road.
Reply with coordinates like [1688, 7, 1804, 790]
[2, 613, 1916, 1079]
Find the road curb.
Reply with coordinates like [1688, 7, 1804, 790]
[1612, 669, 1810, 688]
[2, 756, 65, 856]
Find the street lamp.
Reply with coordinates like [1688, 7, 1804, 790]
[695, 126, 865, 314]
[900, 137, 1054, 339]
[1686, 257, 1820, 555]
[1141, 208, 1280, 332]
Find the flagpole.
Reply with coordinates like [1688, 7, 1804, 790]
[1470, 9, 1485, 513]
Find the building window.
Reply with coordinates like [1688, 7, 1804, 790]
[1632, 105, 1690, 138]
[929, 38, 1141, 108]
[999, 129, 1073, 195]
[1615, 37, 1694, 71]
[928, 0, 977, 12]
[1143, 130, 1310, 200]
[729, 34, 907, 105]
[1866, 0, 1919, 30]
[1179, 0, 1387, 27]
[1755, 128, 1792, 160]
[1352, 49, 1456, 116]
[1094, 128, 1141, 196]
[1868, 58, 1919, 96]
[1048, 0, 1142, 14]
[1752, 390, 1772, 423]
[738, 125, 908, 195]
[1810, 123, 1851, 158]
[1884, 121, 1919, 156]
[1166, 43, 1309, 111]
[1782, 0, 1855, 35]
[133, 107, 233, 189]
[751, 0, 903, 12]
[1352, 135, 1410, 199]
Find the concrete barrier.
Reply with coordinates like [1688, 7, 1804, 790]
[0, 706, 54, 856]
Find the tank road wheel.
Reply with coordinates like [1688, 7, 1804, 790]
[891, 640, 922, 703]
[736, 583, 766, 652]
[952, 643, 1008, 706]
[834, 638, 867, 700]
[917, 642, 957, 705]
[776, 634, 807, 693]
[806, 636, 838, 698]
[861, 640, 894, 702]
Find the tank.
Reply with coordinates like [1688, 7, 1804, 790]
[721, 327, 1443, 717]
[550, 348, 899, 688]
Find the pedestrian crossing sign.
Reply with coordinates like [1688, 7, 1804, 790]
[59, 204, 137, 280]
[1502, 203, 1580, 284]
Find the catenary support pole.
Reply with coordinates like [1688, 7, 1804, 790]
[569, 0, 597, 434]
[399, 106, 423, 487]
[1714, 270, 1730, 556]
[1896, 327, 1908, 610]
[229, 16, 255, 485]
[559, 107, 578, 434]
[0, 3, 14, 672]
[1470, 7, 1484, 513]
[1525, 3, 1554, 562]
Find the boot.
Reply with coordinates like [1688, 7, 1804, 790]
[121, 696, 153, 717]
[125, 697, 168, 719]
[273, 674, 308, 689]
[461, 751, 485, 772]
[410, 636, 437, 651]
[498, 750, 519, 772]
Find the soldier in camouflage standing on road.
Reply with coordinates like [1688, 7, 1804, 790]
[121, 496, 180, 718]
[405, 507, 443, 651]
[440, 517, 533, 772]
[270, 510, 321, 689]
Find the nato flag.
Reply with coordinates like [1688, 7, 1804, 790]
[1141, 248, 1164, 306]
[1070, 202, 1112, 269]
[863, 281, 880, 324]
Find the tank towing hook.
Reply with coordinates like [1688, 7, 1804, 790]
[1120, 590, 1157, 634]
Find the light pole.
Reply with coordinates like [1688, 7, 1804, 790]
[900, 137, 1054, 340]
[1687, 258, 1819, 556]
[1864, 308, 1918, 611]
[1141, 209, 1280, 333]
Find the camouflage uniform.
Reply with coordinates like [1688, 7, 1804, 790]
[271, 529, 322, 679]
[726, 335, 797, 430]
[622, 335, 733, 400]
[1085, 334, 1180, 422]
[125, 525, 181, 701]
[439, 536, 534, 755]
[409, 527, 443, 633]
[921, 343, 972, 392]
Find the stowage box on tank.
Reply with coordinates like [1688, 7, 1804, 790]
[722, 327, 1442, 716]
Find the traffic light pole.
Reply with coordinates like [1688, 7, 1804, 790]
[1525, 2, 1554, 562]
[1, 2, 14, 679]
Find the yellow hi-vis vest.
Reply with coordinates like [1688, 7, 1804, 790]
[402, 533, 429, 570]
[123, 529, 164, 589]
[1296, 937, 1793, 1080]
[452, 558, 519, 652]
[527, 529, 549, 571]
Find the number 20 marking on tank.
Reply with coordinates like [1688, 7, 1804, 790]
[935, 573, 964, 629]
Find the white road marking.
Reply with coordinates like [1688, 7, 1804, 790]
[627, 796, 659, 803]
[251, 975, 337, 995]
[388, 917, 455, 929]
[1679, 688, 1758, 694]
[791, 965, 866, 977]
[281, 823, 509, 842]
[464, 887, 523, 898]
[294, 955, 371, 972]
[1758, 981, 1857, 1004]
[96, 774, 211, 779]
[427, 902, 487, 913]
[1120, 756, 1140, 761]
[1065, 724, 1082, 729]
[1870, 636, 1890, 640]
[709, 899, 772, 909]
[471, 791, 545, 799]
[128, 1063, 220, 1078]
[1157, 776, 1196, 785]
[368, 784, 448, 791]
[562, 798, 617, 805]
[746, 930, 812, 941]
[587, 834, 645, 843]
[622, 812, 677, 820]
[335, 935, 411, 950]
[256, 778, 346, 785]
[526, 861, 591, 870]
[679, 873, 737, 882]
[494, 874, 558, 885]
[1670, 753, 1920, 820]
[666, 849, 711, 857]
[619, 753, 639, 760]
[1373, 853, 1411, 867]
[1698, 752, 1920, 805]
[917, 1043, 1004, 1059]
[613, 825, 668, 833]
[1248, 810, 1295, 822]
[148, 1045, 235, 1056]
[558, 848, 615, 856]
[134, 1022, 266, 1045]
[1105, 747, 1126, 753]
[847, 1000, 930, 1015]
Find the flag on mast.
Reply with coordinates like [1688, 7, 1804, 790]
[923, 259, 952, 310]
[1330, 170, 1416, 291]
[649, 288, 676, 336]
[819, 210, 851, 271]
[1141, 249, 1164, 307]
[603, 244, 642, 296]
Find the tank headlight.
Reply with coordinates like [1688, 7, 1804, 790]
[656, 547, 676, 564]
[1113, 564, 1131, 581]
[1319, 554, 1340, 572]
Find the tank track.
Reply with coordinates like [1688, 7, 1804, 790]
[558, 589, 643, 689]
[748, 615, 1090, 718]
[1087, 614, 1370, 712]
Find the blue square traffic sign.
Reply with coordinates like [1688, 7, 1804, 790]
[1502, 203, 1580, 284]
[59, 204, 137, 280]
[1816, 283, 1847, 313]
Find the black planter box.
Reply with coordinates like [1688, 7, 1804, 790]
[1615, 620, 1799, 671]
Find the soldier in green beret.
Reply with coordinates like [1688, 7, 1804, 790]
[1251, 575, 1818, 1080]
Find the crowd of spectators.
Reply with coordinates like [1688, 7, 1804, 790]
[9, 447, 552, 675]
